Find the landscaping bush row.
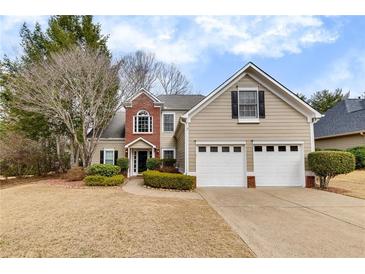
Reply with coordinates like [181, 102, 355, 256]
[84, 174, 124, 186]
[86, 164, 120, 177]
[143, 170, 195, 190]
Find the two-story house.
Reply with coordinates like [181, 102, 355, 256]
[91, 62, 321, 187]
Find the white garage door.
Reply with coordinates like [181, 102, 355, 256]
[196, 144, 246, 187]
[254, 144, 305, 187]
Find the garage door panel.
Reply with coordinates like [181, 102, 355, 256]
[254, 145, 304, 187]
[196, 145, 246, 187]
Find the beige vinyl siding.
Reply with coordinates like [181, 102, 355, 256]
[91, 139, 125, 164]
[175, 123, 185, 172]
[316, 133, 365, 150]
[160, 110, 186, 149]
[188, 74, 311, 172]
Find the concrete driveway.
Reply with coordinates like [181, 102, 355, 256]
[198, 187, 365, 257]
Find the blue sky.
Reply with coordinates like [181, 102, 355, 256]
[1, 15, 365, 98]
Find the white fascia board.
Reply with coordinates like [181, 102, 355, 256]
[181, 66, 250, 119]
[125, 137, 156, 148]
[247, 64, 322, 119]
[125, 88, 162, 104]
[196, 140, 246, 145]
[252, 140, 304, 145]
[182, 62, 321, 120]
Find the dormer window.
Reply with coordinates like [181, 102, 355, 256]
[134, 110, 153, 133]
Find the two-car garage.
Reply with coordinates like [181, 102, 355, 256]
[196, 141, 305, 187]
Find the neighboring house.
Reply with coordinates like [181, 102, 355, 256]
[314, 98, 365, 150]
[91, 62, 321, 187]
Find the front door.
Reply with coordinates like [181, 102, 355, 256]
[137, 151, 148, 173]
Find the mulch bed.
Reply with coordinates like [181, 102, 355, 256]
[43, 178, 86, 188]
[0, 175, 60, 189]
[314, 186, 350, 195]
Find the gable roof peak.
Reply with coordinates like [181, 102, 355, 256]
[125, 88, 162, 104]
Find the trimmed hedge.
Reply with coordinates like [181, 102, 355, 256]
[346, 146, 365, 169]
[146, 158, 161, 170]
[104, 175, 125, 186]
[86, 164, 120, 177]
[143, 170, 196, 190]
[84, 175, 124, 186]
[84, 175, 105, 185]
[308, 151, 355, 189]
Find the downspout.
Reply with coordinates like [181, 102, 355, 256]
[180, 117, 189, 175]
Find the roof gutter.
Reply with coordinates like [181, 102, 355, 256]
[180, 117, 189, 175]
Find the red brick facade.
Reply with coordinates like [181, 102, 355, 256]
[125, 93, 161, 157]
[247, 176, 256, 188]
[305, 176, 315, 188]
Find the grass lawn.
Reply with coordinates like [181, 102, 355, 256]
[0, 180, 253, 258]
[329, 170, 365, 199]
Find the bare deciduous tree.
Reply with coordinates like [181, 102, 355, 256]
[157, 64, 191, 95]
[119, 50, 192, 97]
[119, 51, 161, 99]
[6, 47, 123, 167]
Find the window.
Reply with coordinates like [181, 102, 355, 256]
[198, 146, 206, 152]
[134, 110, 152, 133]
[278, 146, 286, 152]
[290, 145, 299, 152]
[233, 146, 242, 152]
[163, 113, 174, 132]
[222, 146, 230, 152]
[254, 146, 263, 152]
[104, 149, 114, 165]
[210, 146, 218, 152]
[239, 90, 258, 119]
[163, 149, 175, 159]
[266, 146, 274, 152]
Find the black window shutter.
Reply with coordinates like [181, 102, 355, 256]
[114, 150, 118, 165]
[231, 91, 238, 119]
[259, 90, 265, 118]
[100, 150, 104, 164]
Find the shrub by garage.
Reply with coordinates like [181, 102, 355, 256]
[143, 170, 196, 190]
[86, 164, 120, 177]
[84, 174, 124, 186]
[308, 151, 355, 189]
[346, 146, 365, 169]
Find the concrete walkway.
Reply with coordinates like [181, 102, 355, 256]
[198, 187, 365, 257]
[122, 178, 203, 200]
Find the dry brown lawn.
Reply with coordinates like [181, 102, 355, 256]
[329, 170, 365, 199]
[0, 181, 254, 258]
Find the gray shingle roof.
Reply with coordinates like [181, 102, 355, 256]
[314, 99, 365, 138]
[157, 94, 205, 110]
[99, 111, 125, 138]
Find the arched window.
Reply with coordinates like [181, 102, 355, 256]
[134, 110, 153, 133]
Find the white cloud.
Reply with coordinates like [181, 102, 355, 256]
[95, 16, 340, 64]
[0, 16, 48, 58]
[301, 50, 365, 98]
[195, 16, 339, 58]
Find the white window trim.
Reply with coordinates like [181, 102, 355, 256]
[133, 110, 153, 134]
[161, 148, 176, 159]
[162, 112, 175, 133]
[103, 149, 115, 165]
[237, 87, 260, 123]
